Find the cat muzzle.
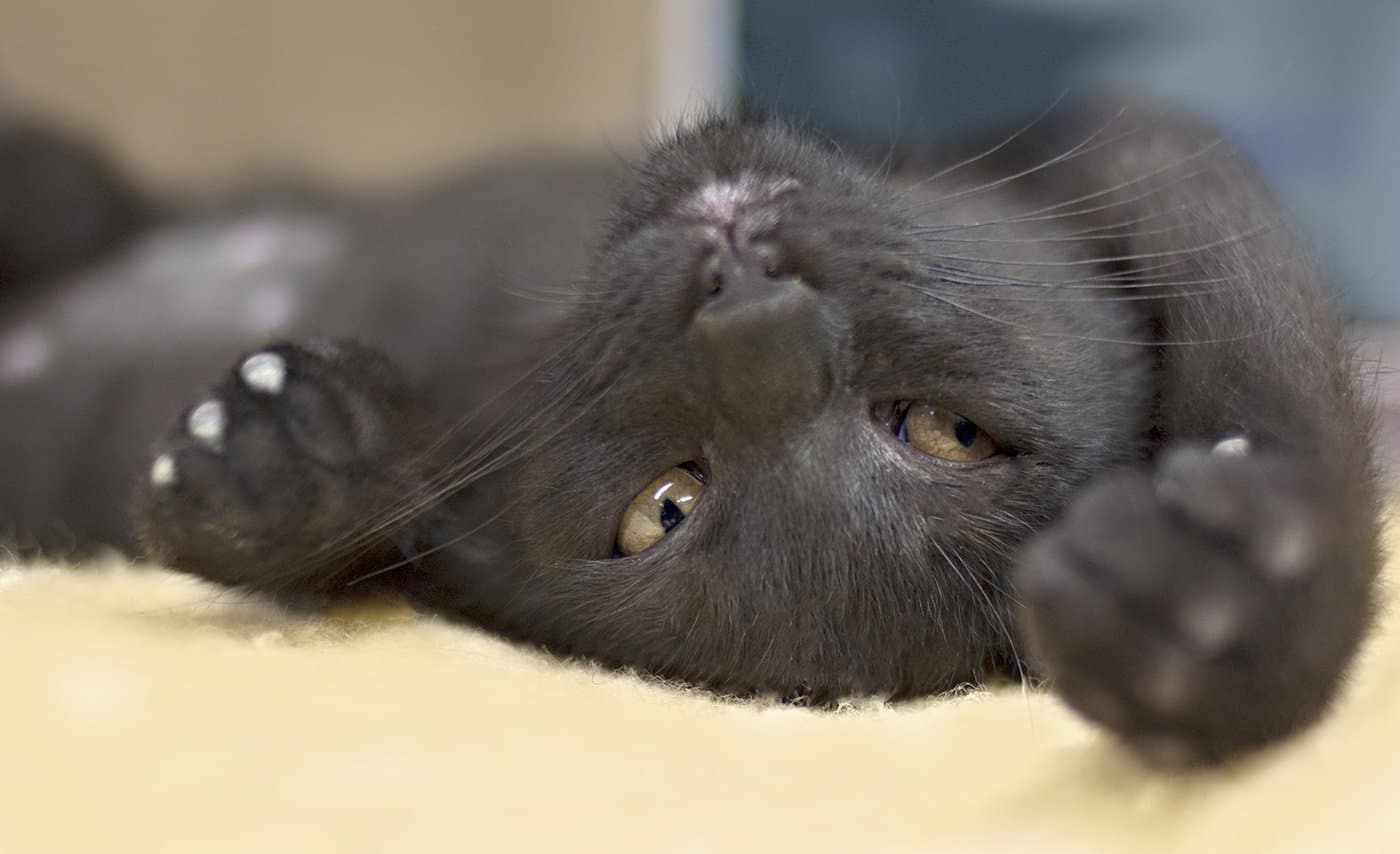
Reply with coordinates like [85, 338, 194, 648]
[690, 272, 839, 434]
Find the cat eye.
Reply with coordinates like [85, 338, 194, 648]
[616, 464, 707, 556]
[883, 400, 999, 462]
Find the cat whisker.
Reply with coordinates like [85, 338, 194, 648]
[905, 139, 1223, 236]
[344, 504, 510, 587]
[909, 255, 1299, 298]
[911, 221, 1280, 270]
[929, 538, 1022, 682]
[326, 368, 612, 566]
[916, 221, 1198, 246]
[286, 322, 615, 575]
[897, 89, 1072, 193]
[909, 105, 1137, 212]
[898, 280, 1295, 346]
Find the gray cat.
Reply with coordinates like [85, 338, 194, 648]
[0, 99, 1381, 766]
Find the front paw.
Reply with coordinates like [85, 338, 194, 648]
[133, 340, 416, 595]
[1015, 445, 1373, 765]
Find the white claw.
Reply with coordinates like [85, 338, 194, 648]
[239, 351, 287, 395]
[187, 399, 227, 450]
[1212, 436, 1252, 457]
[150, 453, 178, 487]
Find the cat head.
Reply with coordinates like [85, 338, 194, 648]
[466, 117, 1151, 699]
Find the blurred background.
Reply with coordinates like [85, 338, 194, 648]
[0, 0, 1395, 315]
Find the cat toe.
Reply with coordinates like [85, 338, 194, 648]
[1153, 446, 1328, 583]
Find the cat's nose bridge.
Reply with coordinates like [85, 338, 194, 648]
[689, 272, 840, 434]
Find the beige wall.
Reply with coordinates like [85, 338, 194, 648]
[0, 1, 656, 186]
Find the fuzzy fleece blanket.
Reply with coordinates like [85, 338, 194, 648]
[1, 527, 1397, 853]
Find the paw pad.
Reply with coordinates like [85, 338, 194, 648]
[1141, 654, 1195, 712]
[1180, 596, 1239, 651]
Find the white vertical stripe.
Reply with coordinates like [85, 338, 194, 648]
[651, 0, 740, 124]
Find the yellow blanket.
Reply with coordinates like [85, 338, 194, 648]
[2, 535, 1396, 853]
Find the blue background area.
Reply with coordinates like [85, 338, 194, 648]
[740, 0, 1400, 317]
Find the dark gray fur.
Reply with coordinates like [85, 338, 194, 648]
[0, 99, 1381, 766]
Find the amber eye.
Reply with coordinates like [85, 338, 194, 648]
[616, 465, 707, 556]
[888, 400, 999, 462]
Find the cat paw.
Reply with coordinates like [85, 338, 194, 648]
[133, 340, 415, 594]
[1015, 444, 1371, 766]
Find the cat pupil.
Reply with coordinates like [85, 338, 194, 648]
[953, 416, 977, 448]
[659, 498, 685, 532]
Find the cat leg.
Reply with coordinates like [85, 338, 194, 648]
[132, 340, 440, 603]
[0, 111, 157, 300]
[1007, 102, 1383, 764]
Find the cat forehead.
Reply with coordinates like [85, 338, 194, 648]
[677, 173, 800, 224]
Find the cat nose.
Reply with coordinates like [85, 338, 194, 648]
[690, 265, 837, 434]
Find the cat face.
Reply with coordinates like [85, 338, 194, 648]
[478, 119, 1152, 699]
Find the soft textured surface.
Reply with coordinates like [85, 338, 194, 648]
[1, 527, 1397, 853]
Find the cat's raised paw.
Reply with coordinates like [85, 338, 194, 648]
[1014, 446, 1372, 766]
[133, 340, 415, 594]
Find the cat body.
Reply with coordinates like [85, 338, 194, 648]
[0, 101, 1381, 765]
[0, 126, 613, 549]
